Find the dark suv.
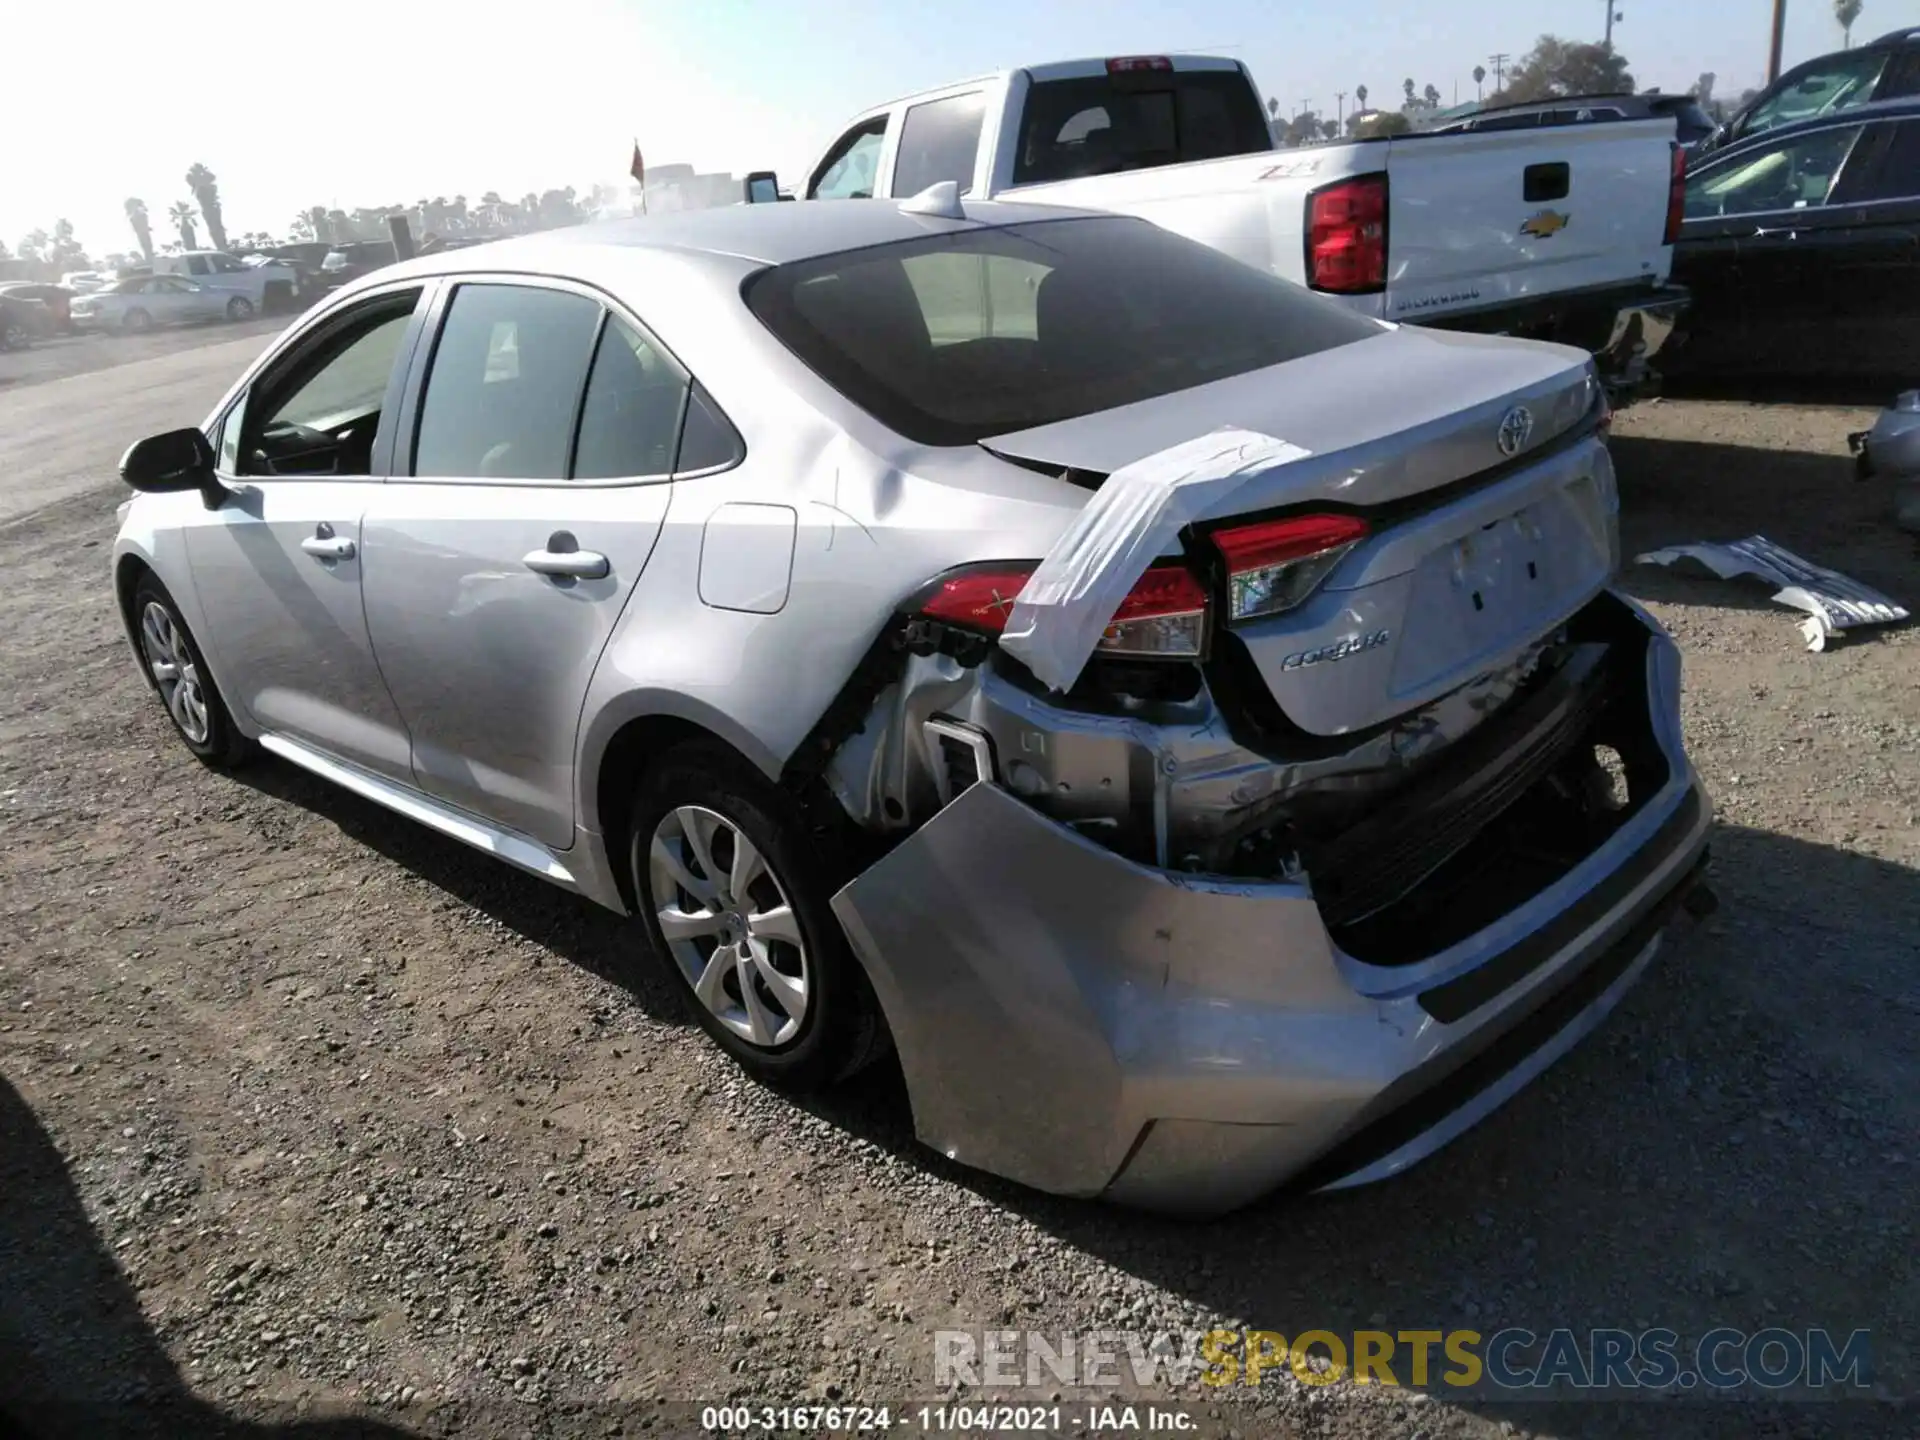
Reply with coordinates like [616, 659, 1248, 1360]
[1702, 27, 1920, 155]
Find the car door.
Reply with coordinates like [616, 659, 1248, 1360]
[358, 278, 681, 847]
[182, 283, 432, 782]
[1676, 120, 1871, 378]
[143, 277, 192, 324]
[1817, 114, 1920, 377]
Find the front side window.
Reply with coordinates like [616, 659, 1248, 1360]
[209, 254, 247, 273]
[893, 92, 987, 196]
[237, 290, 422, 477]
[412, 283, 603, 481]
[809, 119, 887, 200]
[1685, 125, 1866, 218]
[1736, 52, 1888, 141]
[745, 215, 1383, 446]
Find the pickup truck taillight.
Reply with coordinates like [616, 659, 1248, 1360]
[1305, 175, 1388, 294]
[1663, 143, 1687, 246]
[919, 562, 1209, 659]
[1212, 514, 1370, 621]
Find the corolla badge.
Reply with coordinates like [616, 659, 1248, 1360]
[1519, 209, 1571, 238]
[1497, 405, 1535, 457]
[1279, 629, 1391, 671]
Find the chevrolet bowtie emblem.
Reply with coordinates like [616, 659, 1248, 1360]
[1519, 209, 1571, 238]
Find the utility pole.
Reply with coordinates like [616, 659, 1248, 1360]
[1335, 90, 1347, 129]
[1768, 0, 1788, 82]
[1488, 52, 1510, 94]
[1604, 2, 1618, 50]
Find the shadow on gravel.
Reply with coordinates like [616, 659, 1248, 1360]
[225, 762, 690, 1028]
[0, 1074, 418, 1440]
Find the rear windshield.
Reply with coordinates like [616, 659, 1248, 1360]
[743, 216, 1382, 446]
[1012, 70, 1272, 185]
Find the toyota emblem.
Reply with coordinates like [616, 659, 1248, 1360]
[1497, 406, 1535, 457]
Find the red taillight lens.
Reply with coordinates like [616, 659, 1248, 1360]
[1306, 175, 1388, 294]
[1106, 56, 1173, 73]
[1664, 142, 1687, 246]
[1212, 513, 1369, 621]
[919, 562, 1208, 659]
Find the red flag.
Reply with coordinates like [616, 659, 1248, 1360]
[629, 140, 645, 186]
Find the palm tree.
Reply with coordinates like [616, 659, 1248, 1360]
[184, 164, 228, 251]
[167, 201, 199, 252]
[1402, 77, 1416, 104]
[1473, 64, 1487, 100]
[124, 197, 154, 260]
[1835, 0, 1864, 48]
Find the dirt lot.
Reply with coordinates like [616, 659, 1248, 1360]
[0, 316, 290, 392]
[1, 379, 1915, 1439]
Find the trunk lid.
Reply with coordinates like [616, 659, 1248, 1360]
[983, 325, 1615, 737]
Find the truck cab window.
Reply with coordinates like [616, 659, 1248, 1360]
[809, 119, 887, 200]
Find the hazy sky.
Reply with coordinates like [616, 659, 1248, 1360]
[7, 0, 1917, 259]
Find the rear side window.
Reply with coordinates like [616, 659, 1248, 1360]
[744, 215, 1382, 446]
[413, 284, 602, 480]
[571, 316, 689, 480]
[893, 92, 987, 196]
[1013, 70, 1270, 185]
[1833, 117, 1920, 202]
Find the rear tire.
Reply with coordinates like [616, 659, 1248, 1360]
[2, 321, 30, 350]
[131, 574, 252, 768]
[225, 296, 255, 321]
[628, 741, 884, 1092]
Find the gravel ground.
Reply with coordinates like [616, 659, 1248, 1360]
[0, 316, 292, 391]
[0, 391, 1915, 1440]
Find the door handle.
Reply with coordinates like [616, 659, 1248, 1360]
[300, 525, 355, 561]
[523, 546, 610, 580]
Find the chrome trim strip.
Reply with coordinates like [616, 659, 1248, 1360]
[257, 733, 577, 887]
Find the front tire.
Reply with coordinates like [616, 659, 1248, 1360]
[629, 741, 883, 1091]
[225, 296, 255, 321]
[123, 308, 152, 334]
[2, 321, 30, 350]
[132, 575, 251, 768]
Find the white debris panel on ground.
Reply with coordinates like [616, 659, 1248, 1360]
[1634, 534, 1910, 651]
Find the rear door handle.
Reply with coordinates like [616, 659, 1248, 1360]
[523, 546, 610, 580]
[300, 524, 355, 561]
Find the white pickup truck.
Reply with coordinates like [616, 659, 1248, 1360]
[754, 55, 1690, 397]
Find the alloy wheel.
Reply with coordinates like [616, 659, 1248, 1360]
[139, 600, 211, 745]
[648, 804, 810, 1049]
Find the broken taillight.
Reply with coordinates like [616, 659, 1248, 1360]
[1212, 513, 1370, 621]
[1305, 174, 1388, 294]
[918, 561, 1209, 659]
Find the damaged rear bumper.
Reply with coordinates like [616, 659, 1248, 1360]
[829, 593, 1711, 1215]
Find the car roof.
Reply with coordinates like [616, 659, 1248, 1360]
[374, 198, 1111, 277]
[1702, 94, 1920, 161]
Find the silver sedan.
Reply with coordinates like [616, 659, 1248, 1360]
[110, 198, 1711, 1213]
[72, 274, 248, 332]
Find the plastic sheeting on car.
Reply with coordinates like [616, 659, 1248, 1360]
[996, 428, 1309, 692]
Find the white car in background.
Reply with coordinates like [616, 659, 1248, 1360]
[70, 274, 245, 332]
[61, 271, 110, 294]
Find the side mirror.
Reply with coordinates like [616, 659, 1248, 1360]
[120, 426, 225, 508]
[743, 170, 781, 204]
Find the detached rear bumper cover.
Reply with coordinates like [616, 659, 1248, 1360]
[830, 599, 1710, 1215]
